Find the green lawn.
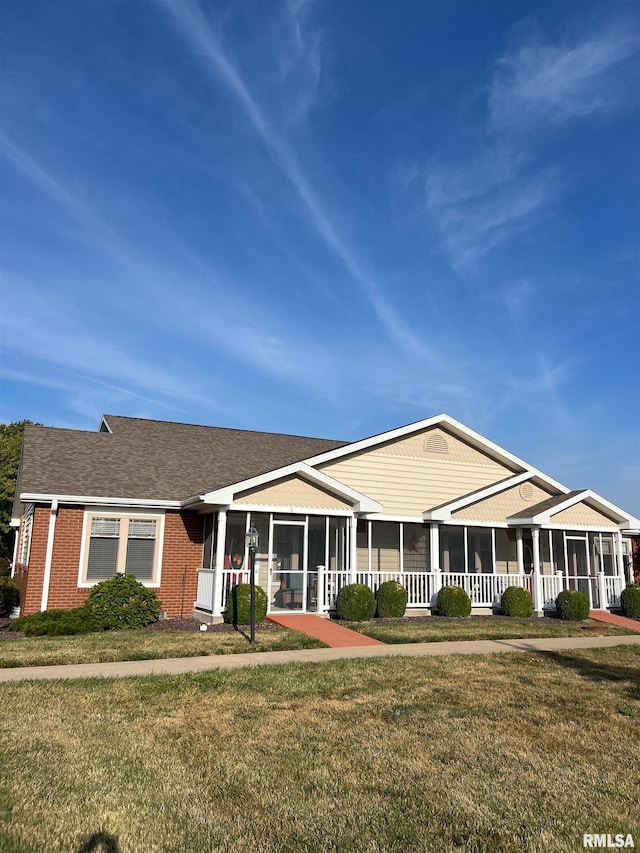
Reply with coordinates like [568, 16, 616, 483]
[0, 626, 325, 668]
[0, 647, 638, 852]
[348, 615, 637, 644]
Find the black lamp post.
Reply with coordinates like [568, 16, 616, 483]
[245, 526, 259, 644]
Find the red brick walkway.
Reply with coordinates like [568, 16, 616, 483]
[589, 610, 640, 631]
[267, 613, 385, 648]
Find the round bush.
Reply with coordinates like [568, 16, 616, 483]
[555, 588, 590, 621]
[12, 607, 100, 637]
[0, 576, 19, 617]
[375, 581, 408, 618]
[84, 574, 161, 630]
[437, 585, 471, 617]
[501, 585, 534, 618]
[224, 583, 268, 626]
[620, 583, 640, 619]
[335, 583, 376, 621]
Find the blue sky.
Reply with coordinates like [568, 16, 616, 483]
[1, 0, 639, 512]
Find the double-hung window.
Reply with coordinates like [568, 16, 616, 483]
[82, 511, 163, 585]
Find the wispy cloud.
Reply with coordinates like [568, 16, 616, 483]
[427, 154, 556, 269]
[423, 20, 639, 270]
[489, 25, 640, 130]
[155, 0, 449, 371]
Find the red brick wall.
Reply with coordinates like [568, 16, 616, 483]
[19, 507, 204, 618]
[18, 506, 50, 616]
[158, 511, 203, 617]
[46, 507, 87, 611]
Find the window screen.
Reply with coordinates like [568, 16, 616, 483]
[125, 519, 156, 580]
[87, 517, 120, 580]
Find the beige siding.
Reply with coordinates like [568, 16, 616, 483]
[551, 502, 618, 527]
[235, 476, 351, 510]
[453, 482, 555, 523]
[319, 427, 516, 516]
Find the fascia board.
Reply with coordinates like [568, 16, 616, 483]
[20, 493, 181, 509]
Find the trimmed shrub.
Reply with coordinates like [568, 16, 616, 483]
[555, 588, 590, 621]
[501, 585, 534, 618]
[437, 585, 471, 617]
[84, 574, 161, 630]
[0, 576, 19, 617]
[335, 583, 376, 622]
[224, 583, 268, 626]
[11, 607, 100, 637]
[620, 583, 640, 619]
[375, 581, 408, 618]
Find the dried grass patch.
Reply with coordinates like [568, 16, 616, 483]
[0, 647, 638, 853]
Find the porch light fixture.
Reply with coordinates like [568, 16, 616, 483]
[245, 526, 259, 644]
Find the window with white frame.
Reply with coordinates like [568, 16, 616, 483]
[82, 512, 163, 584]
[18, 504, 34, 565]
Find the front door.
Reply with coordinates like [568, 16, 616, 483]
[566, 535, 596, 606]
[270, 523, 307, 611]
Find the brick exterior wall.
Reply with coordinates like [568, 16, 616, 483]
[16, 505, 50, 616]
[17, 506, 204, 618]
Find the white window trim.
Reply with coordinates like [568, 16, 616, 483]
[18, 503, 35, 565]
[77, 508, 165, 588]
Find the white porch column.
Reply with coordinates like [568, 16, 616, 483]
[532, 527, 543, 614]
[212, 508, 228, 617]
[615, 531, 627, 582]
[349, 515, 358, 583]
[429, 522, 442, 606]
[597, 572, 607, 612]
[516, 528, 524, 575]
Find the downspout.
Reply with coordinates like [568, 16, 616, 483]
[40, 500, 59, 612]
[11, 528, 19, 578]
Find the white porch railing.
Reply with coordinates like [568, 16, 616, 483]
[601, 575, 624, 609]
[195, 568, 252, 613]
[440, 573, 532, 607]
[196, 567, 627, 614]
[195, 569, 214, 611]
[541, 573, 564, 607]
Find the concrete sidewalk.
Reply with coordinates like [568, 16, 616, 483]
[1, 634, 638, 683]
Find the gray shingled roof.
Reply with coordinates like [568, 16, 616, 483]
[14, 415, 347, 508]
[506, 490, 586, 519]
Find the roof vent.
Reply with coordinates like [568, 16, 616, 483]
[519, 482, 534, 502]
[424, 433, 449, 454]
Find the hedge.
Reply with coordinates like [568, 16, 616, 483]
[555, 588, 590, 621]
[501, 586, 534, 618]
[335, 583, 376, 621]
[375, 581, 408, 618]
[437, 585, 471, 617]
[224, 583, 268, 626]
[620, 584, 640, 619]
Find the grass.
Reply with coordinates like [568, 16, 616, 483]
[0, 627, 325, 668]
[348, 615, 637, 644]
[0, 647, 639, 853]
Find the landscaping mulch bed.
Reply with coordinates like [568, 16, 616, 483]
[0, 615, 282, 639]
[144, 617, 281, 634]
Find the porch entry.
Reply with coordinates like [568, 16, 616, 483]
[270, 522, 312, 612]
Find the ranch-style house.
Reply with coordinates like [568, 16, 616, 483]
[10, 413, 639, 619]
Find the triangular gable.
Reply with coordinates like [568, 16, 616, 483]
[449, 480, 556, 524]
[303, 414, 568, 493]
[508, 490, 639, 529]
[199, 462, 381, 513]
[235, 475, 352, 511]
